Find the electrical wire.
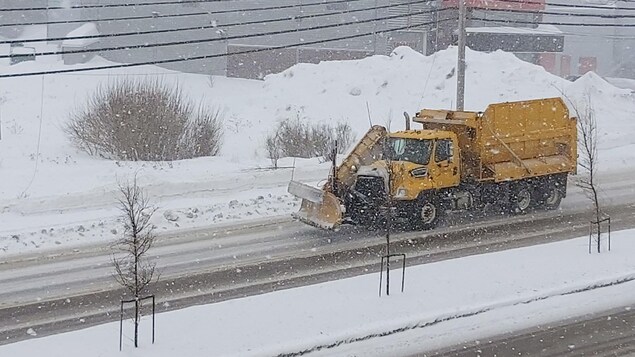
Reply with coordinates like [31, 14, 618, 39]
[0, 7, 448, 59]
[482, 7, 635, 18]
[472, 16, 635, 27]
[6, 1, 632, 44]
[2, 0, 302, 12]
[0, 0, 441, 45]
[3, 0, 633, 29]
[442, 0, 635, 11]
[0, 0, 364, 26]
[0, 16, 457, 78]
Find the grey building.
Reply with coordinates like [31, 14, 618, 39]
[544, 0, 635, 79]
[3, 0, 632, 80]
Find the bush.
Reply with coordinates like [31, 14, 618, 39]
[65, 79, 222, 161]
[265, 116, 355, 165]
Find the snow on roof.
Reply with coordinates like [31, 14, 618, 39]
[467, 24, 563, 35]
[61, 23, 100, 48]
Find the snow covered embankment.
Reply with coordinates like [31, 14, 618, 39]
[1, 45, 635, 255]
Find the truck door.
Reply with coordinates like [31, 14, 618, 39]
[431, 138, 460, 189]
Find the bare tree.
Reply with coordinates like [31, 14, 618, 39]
[113, 177, 158, 348]
[265, 130, 282, 169]
[568, 93, 603, 251]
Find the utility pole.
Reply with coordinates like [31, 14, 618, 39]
[456, 0, 466, 111]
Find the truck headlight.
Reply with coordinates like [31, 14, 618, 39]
[396, 188, 408, 198]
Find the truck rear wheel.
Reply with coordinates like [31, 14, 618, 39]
[539, 184, 562, 210]
[509, 184, 533, 214]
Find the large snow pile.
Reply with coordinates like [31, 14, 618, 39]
[1, 46, 635, 254]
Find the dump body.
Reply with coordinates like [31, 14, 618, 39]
[415, 97, 577, 182]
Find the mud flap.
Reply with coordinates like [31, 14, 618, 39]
[288, 181, 342, 230]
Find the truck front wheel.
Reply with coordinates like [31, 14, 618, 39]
[416, 198, 443, 230]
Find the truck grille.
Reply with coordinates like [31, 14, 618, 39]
[354, 176, 386, 203]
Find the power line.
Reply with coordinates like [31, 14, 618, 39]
[0, 6, 447, 59]
[531, 0, 635, 11]
[4, 0, 631, 29]
[0, 16, 457, 78]
[472, 16, 635, 27]
[443, 0, 635, 11]
[9, 0, 631, 46]
[466, 24, 635, 40]
[2, 0, 269, 12]
[0, 10, 205, 28]
[483, 7, 635, 19]
[0, 0, 440, 45]
[0, 0, 364, 27]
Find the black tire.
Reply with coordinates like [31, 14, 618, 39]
[509, 183, 533, 214]
[538, 184, 563, 210]
[415, 197, 443, 230]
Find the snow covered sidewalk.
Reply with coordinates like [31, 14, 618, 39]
[2, 229, 635, 357]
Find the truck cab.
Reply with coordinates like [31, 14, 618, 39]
[348, 130, 461, 227]
[387, 130, 461, 201]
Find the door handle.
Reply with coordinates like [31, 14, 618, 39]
[453, 167, 458, 176]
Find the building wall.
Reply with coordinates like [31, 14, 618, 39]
[544, 0, 635, 79]
[45, 0, 438, 77]
[88, 0, 397, 76]
[0, 0, 47, 38]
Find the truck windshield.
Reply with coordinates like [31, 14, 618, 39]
[388, 138, 433, 165]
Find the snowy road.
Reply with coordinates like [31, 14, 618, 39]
[0, 171, 634, 345]
[431, 305, 635, 356]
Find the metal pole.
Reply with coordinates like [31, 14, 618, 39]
[386, 228, 390, 296]
[152, 296, 155, 344]
[401, 255, 406, 293]
[386, 161, 392, 296]
[456, 0, 466, 111]
[119, 301, 124, 351]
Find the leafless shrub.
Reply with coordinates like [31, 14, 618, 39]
[265, 115, 355, 163]
[65, 78, 222, 161]
[320, 122, 354, 163]
[113, 176, 158, 348]
[265, 131, 282, 169]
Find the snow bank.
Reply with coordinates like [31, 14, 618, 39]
[1, 45, 635, 255]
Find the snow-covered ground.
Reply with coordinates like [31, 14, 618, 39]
[1, 228, 631, 356]
[2, 32, 635, 255]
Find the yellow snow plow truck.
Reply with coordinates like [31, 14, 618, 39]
[288, 97, 577, 230]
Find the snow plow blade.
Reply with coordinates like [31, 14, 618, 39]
[288, 181, 342, 230]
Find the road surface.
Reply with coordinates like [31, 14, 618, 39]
[0, 172, 634, 348]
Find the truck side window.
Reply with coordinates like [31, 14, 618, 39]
[435, 140, 453, 162]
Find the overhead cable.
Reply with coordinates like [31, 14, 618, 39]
[0, 0, 440, 45]
[0, 7, 448, 59]
[0, 16, 457, 78]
